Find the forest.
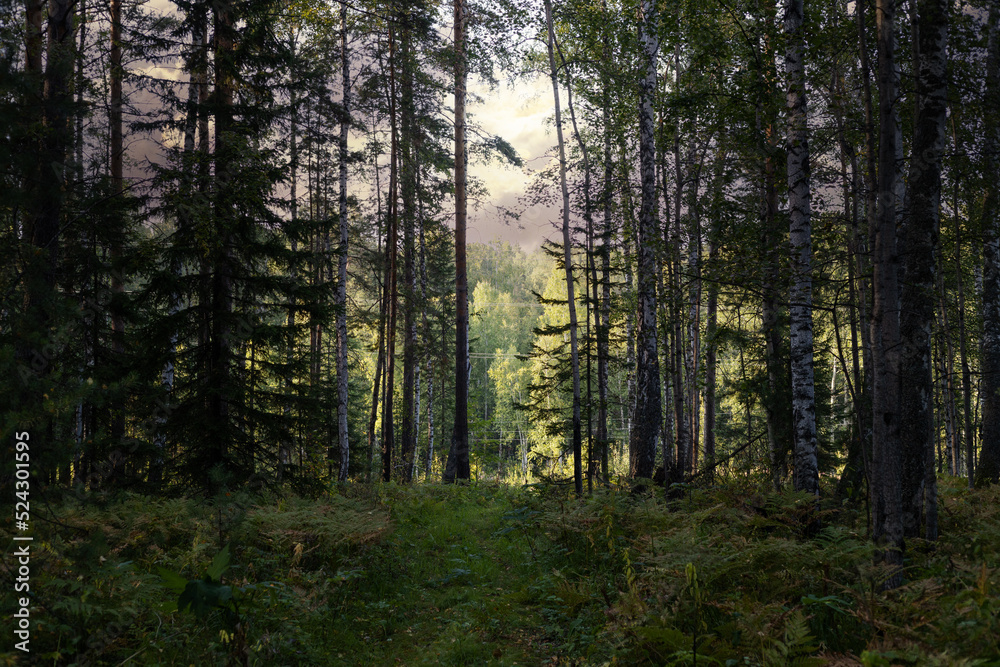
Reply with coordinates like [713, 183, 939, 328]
[2, 0, 1000, 662]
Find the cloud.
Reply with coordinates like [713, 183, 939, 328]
[467, 75, 559, 252]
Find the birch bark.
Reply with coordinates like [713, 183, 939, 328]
[629, 0, 662, 481]
[976, 7, 1000, 486]
[785, 0, 818, 495]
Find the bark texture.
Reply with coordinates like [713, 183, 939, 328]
[871, 0, 904, 587]
[336, 2, 351, 481]
[899, 0, 948, 538]
[785, 0, 818, 495]
[629, 0, 662, 481]
[545, 4, 583, 495]
[977, 7, 1000, 487]
[445, 0, 470, 482]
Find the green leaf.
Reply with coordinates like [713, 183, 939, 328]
[158, 567, 189, 594]
[205, 544, 231, 582]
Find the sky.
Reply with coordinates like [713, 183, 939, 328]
[465, 75, 560, 253]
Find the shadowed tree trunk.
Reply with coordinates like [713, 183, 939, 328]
[445, 0, 470, 483]
[899, 0, 948, 537]
[871, 0, 904, 588]
[206, 0, 237, 494]
[977, 6, 1000, 487]
[381, 27, 400, 483]
[336, 2, 351, 482]
[109, 0, 125, 469]
[785, 0, 818, 495]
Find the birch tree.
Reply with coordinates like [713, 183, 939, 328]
[977, 6, 1000, 487]
[784, 0, 818, 495]
[630, 0, 662, 481]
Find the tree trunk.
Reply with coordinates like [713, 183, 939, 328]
[976, 6, 1000, 487]
[871, 0, 904, 587]
[599, 33, 612, 481]
[336, 3, 351, 482]
[382, 28, 400, 483]
[630, 0, 662, 482]
[445, 0, 470, 482]
[544, 8, 583, 495]
[898, 0, 948, 538]
[704, 148, 724, 482]
[420, 219, 434, 478]
[785, 0, 818, 495]
[950, 124, 974, 487]
[400, 21, 417, 483]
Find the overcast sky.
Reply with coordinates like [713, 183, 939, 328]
[465, 75, 560, 253]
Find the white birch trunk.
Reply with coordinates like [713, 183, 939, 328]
[628, 0, 662, 481]
[785, 0, 818, 495]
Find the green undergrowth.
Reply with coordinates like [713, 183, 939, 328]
[2, 477, 998, 665]
[499, 475, 1000, 665]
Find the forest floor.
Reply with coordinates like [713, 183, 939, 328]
[318, 485, 558, 666]
[4, 476, 1000, 665]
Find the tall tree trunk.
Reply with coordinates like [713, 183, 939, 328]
[545, 13, 583, 495]
[420, 204, 434, 478]
[558, 40, 597, 490]
[831, 59, 869, 499]
[367, 121, 387, 483]
[209, 0, 238, 492]
[856, 0, 878, 503]
[976, 6, 1000, 486]
[871, 0, 904, 587]
[599, 28, 612, 481]
[400, 20, 417, 483]
[761, 127, 788, 490]
[704, 148, 724, 482]
[335, 3, 351, 482]
[785, 0, 818, 495]
[899, 0, 948, 537]
[20, 0, 73, 481]
[670, 49, 691, 479]
[950, 124, 974, 487]
[445, 0, 470, 482]
[630, 0, 662, 481]
[686, 153, 702, 474]
[382, 28, 400, 483]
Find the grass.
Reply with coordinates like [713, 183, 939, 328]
[3, 477, 999, 665]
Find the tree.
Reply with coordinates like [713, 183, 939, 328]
[898, 0, 948, 537]
[784, 0, 818, 495]
[977, 5, 1000, 487]
[544, 0, 583, 495]
[335, 2, 352, 482]
[871, 0, 905, 587]
[630, 0, 662, 482]
[445, 0, 471, 482]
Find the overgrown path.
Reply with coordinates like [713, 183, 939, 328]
[326, 484, 556, 666]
